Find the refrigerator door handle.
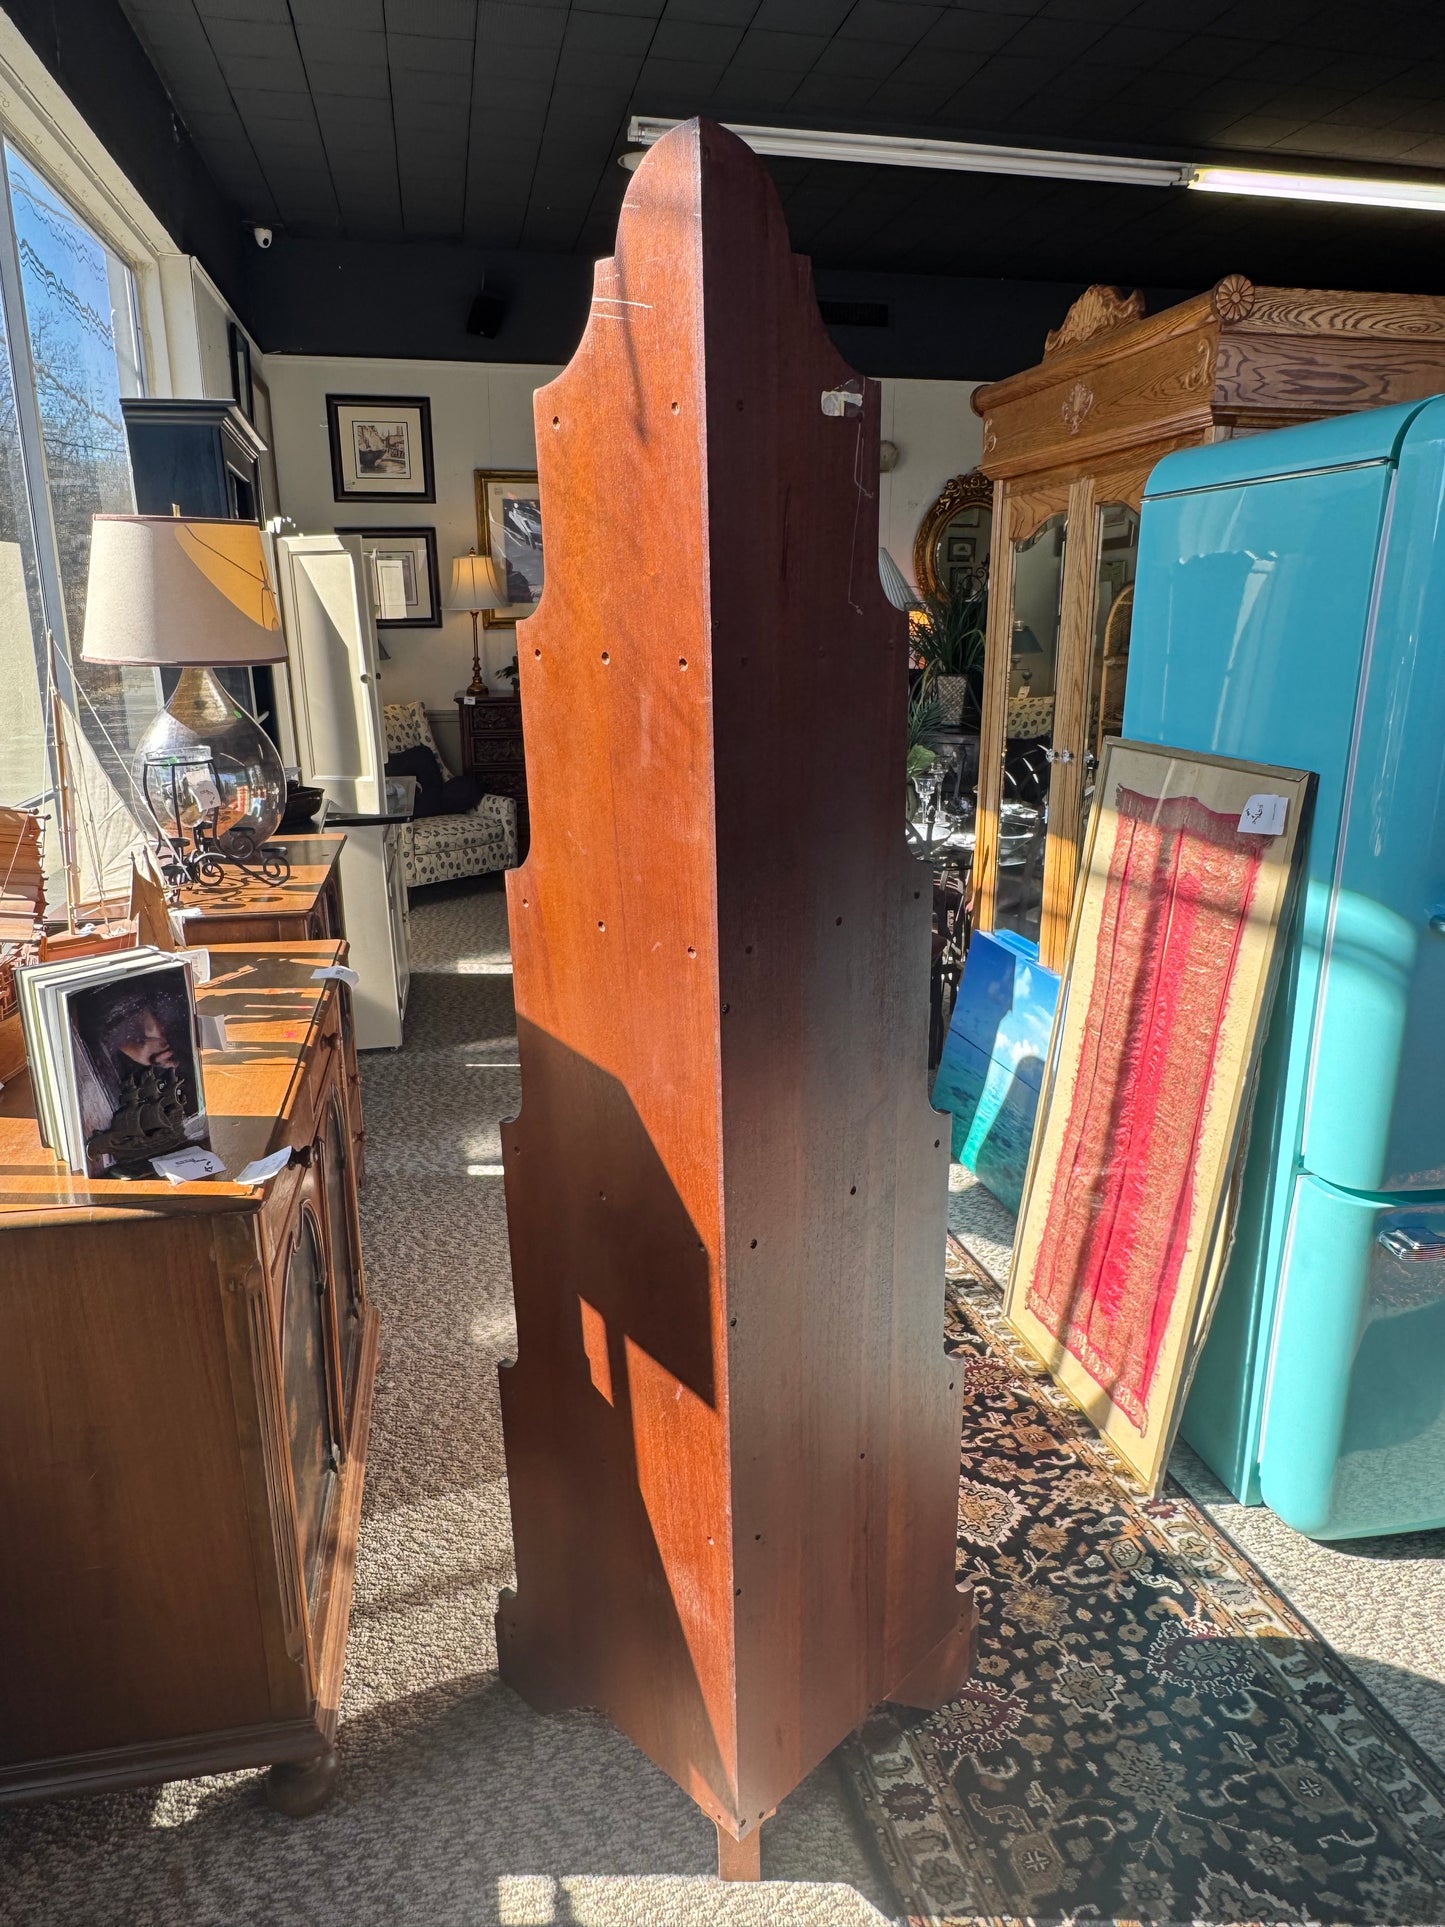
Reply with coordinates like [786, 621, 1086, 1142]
[1378, 1224, 1445, 1261]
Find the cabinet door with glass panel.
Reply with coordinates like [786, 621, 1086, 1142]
[974, 482, 1142, 972]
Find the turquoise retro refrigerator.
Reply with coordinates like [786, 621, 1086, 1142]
[1124, 398, 1445, 1539]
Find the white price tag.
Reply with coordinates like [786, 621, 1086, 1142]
[312, 964, 360, 988]
[151, 1147, 227, 1184]
[235, 1147, 293, 1186]
[186, 772, 223, 813]
[182, 946, 211, 982]
[1238, 793, 1288, 836]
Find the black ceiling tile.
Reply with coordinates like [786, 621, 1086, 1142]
[306, 67, 393, 102]
[555, 43, 648, 86]
[1208, 0, 1332, 41]
[289, 0, 385, 22]
[836, 1, 941, 43]
[649, 18, 746, 61]
[662, 0, 758, 21]
[569, 0, 666, 14]
[561, 10, 656, 54]
[214, 50, 310, 94]
[227, 87, 318, 123]
[633, 54, 732, 93]
[195, 0, 293, 20]
[1396, 135, 1445, 166]
[477, 42, 561, 81]
[711, 69, 812, 107]
[197, 14, 288, 60]
[726, 28, 830, 69]
[389, 32, 477, 72]
[1212, 114, 1309, 149]
[384, 0, 476, 34]
[866, 74, 971, 118]
[749, 0, 854, 35]
[924, 9, 1027, 54]
[788, 71, 889, 111]
[992, 14, 1110, 62]
[811, 36, 904, 79]
[476, 2, 568, 48]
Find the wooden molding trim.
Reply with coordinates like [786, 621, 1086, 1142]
[1045, 284, 1146, 356]
[973, 289, 1218, 418]
[0, 1716, 328, 1807]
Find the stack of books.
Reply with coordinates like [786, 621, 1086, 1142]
[16, 946, 210, 1178]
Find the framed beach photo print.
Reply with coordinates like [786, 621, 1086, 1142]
[327, 395, 435, 502]
[474, 468, 543, 625]
[337, 526, 442, 628]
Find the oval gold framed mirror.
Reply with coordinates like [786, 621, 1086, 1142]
[912, 468, 994, 602]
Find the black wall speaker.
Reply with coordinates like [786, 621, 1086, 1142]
[467, 286, 507, 338]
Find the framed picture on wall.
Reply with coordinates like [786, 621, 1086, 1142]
[327, 394, 435, 502]
[338, 526, 443, 628]
[474, 468, 543, 625]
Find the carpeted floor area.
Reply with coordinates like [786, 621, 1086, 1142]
[0, 879, 896, 1927]
[8, 880, 1445, 1927]
[947, 1170, 1445, 1773]
[849, 1257, 1445, 1925]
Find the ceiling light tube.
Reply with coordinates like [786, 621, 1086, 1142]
[626, 116, 1190, 189]
[625, 118, 1445, 213]
[1188, 165, 1445, 212]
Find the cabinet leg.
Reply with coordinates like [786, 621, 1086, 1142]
[264, 1745, 340, 1817]
[716, 1820, 762, 1882]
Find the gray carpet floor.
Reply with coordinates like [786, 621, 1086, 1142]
[0, 879, 897, 1927]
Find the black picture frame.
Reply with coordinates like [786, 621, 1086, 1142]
[227, 321, 253, 422]
[326, 393, 435, 503]
[337, 525, 443, 629]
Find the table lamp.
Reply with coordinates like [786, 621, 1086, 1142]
[82, 513, 289, 883]
[446, 550, 507, 696]
[1011, 619, 1042, 690]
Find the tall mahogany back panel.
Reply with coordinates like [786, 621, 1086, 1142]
[497, 117, 970, 1877]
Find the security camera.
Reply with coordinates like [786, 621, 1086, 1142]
[252, 225, 273, 250]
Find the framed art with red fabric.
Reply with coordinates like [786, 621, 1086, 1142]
[1003, 740, 1313, 1491]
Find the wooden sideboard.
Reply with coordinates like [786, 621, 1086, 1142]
[0, 943, 377, 1814]
[456, 692, 529, 856]
[175, 832, 345, 945]
[177, 834, 365, 1180]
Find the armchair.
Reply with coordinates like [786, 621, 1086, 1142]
[382, 701, 518, 890]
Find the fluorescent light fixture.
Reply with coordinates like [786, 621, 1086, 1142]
[625, 116, 1188, 188]
[624, 117, 1445, 213]
[1188, 165, 1445, 212]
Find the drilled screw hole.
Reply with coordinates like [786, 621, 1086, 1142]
[533, 647, 541, 657]
[551, 415, 560, 428]
[749, 1238, 757, 1249]
[678, 656, 688, 670]
[670, 400, 679, 413]
[597, 920, 606, 931]
[601, 650, 610, 663]
[687, 945, 696, 958]
[849, 1185, 857, 1196]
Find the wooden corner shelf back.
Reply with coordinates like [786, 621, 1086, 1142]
[496, 117, 969, 1880]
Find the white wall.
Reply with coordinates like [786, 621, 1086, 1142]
[879, 378, 986, 591]
[262, 356, 985, 722]
[262, 355, 563, 721]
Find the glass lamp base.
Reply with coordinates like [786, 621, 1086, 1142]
[133, 664, 286, 857]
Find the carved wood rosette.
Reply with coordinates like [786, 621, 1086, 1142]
[495, 118, 971, 1878]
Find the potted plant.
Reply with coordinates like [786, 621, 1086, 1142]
[914, 577, 986, 727]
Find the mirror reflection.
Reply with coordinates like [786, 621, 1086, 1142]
[996, 513, 1067, 946]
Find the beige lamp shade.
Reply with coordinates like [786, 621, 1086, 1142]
[81, 513, 284, 666]
[445, 551, 507, 613]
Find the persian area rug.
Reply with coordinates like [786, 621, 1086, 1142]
[843, 1244, 1445, 1926]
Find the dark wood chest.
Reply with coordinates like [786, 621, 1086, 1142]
[456, 693, 528, 856]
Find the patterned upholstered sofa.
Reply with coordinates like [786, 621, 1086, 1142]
[382, 701, 518, 890]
